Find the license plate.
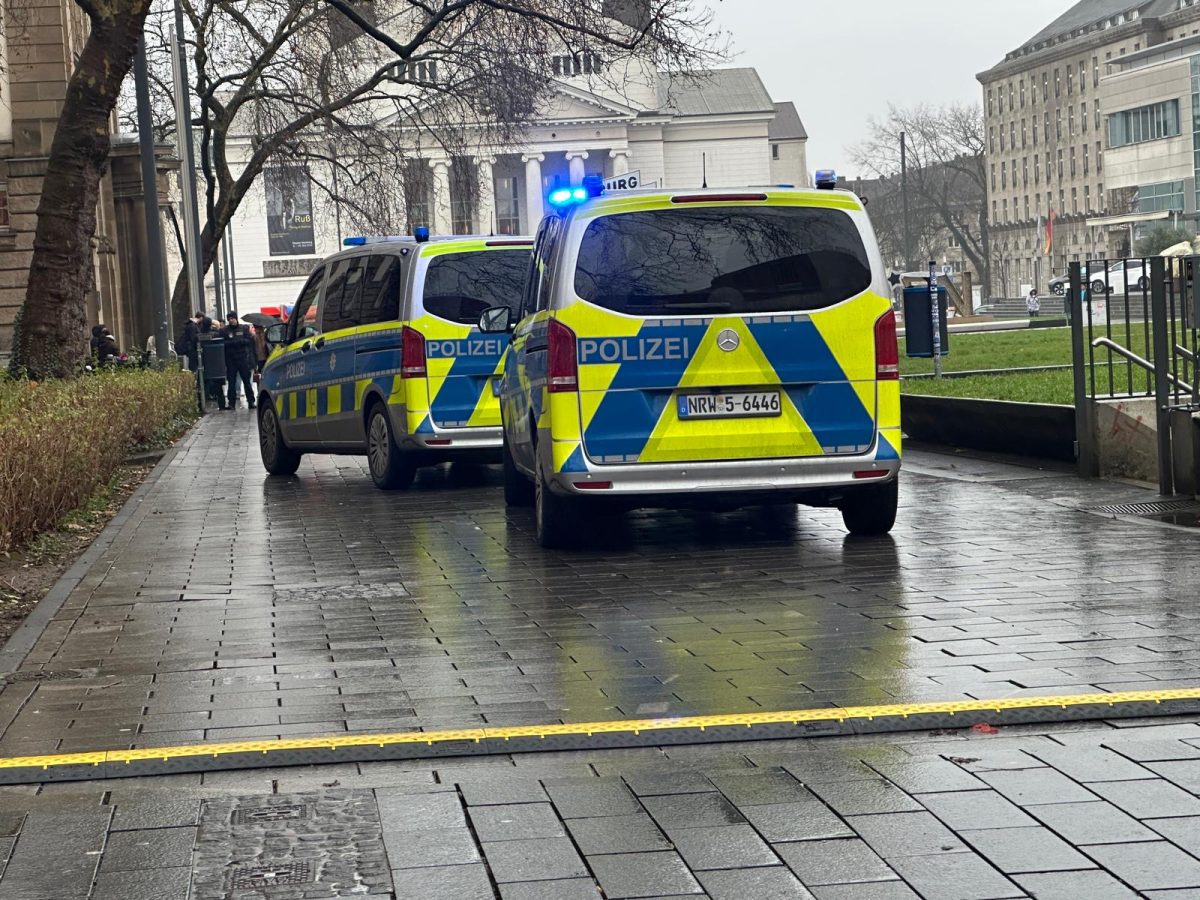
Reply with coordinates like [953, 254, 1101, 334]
[677, 391, 782, 420]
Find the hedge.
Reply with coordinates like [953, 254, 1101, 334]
[0, 368, 196, 552]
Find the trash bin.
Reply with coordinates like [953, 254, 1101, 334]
[902, 285, 950, 359]
[200, 336, 227, 380]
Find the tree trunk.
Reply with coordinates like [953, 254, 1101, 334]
[9, 7, 150, 379]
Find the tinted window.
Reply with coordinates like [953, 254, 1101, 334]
[289, 266, 325, 341]
[574, 206, 872, 315]
[321, 256, 366, 332]
[422, 250, 530, 324]
[359, 255, 403, 325]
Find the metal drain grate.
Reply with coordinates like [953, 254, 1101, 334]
[229, 861, 313, 888]
[3, 670, 84, 684]
[1091, 499, 1200, 517]
[232, 804, 311, 825]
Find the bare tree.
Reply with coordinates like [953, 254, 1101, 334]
[852, 103, 991, 294]
[9, 0, 152, 378]
[127, 0, 721, 330]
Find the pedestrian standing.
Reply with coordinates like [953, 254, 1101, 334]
[1026, 288, 1041, 318]
[179, 312, 203, 372]
[219, 311, 256, 410]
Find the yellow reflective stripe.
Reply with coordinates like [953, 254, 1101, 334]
[419, 241, 531, 258]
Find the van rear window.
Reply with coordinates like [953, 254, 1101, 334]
[573, 206, 872, 315]
[423, 251, 529, 324]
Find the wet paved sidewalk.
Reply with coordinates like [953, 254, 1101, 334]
[8, 717, 1200, 898]
[1, 412, 1199, 760]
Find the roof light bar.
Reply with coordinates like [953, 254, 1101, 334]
[814, 169, 838, 189]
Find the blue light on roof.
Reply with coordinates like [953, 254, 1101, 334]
[413, 226, 430, 243]
[548, 188, 575, 207]
[814, 169, 838, 189]
[343, 236, 367, 246]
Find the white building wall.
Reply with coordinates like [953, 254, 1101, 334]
[769, 140, 808, 187]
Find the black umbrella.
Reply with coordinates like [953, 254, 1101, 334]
[241, 313, 282, 328]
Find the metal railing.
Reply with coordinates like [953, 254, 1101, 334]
[1070, 256, 1200, 494]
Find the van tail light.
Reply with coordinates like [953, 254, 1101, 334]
[874, 310, 899, 381]
[401, 326, 426, 378]
[547, 318, 578, 393]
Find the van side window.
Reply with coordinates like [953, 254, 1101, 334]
[289, 265, 326, 342]
[359, 255, 403, 325]
[321, 256, 367, 332]
[534, 217, 562, 313]
[518, 222, 548, 320]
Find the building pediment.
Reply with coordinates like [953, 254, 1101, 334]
[535, 83, 641, 124]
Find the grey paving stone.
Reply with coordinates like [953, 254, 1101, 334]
[1025, 746, 1152, 782]
[741, 802, 854, 842]
[1148, 760, 1200, 793]
[99, 827, 196, 872]
[1013, 870, 1138, 900]
[91, 865, 191, 900]
[1148, 816, 1200, 855]
[706, 770, 813, 806]
[976, 768, 1096, 806]
[542, 777, 641, 819]
[810, 883, 919, 900]
[0, 809, 111, 899]
[865, 758, 986, 794]
[458, 777, 549, 806]
[623, 771, 718, 797]
[807, 780, 922, 816]
[499, 878, 601, 899]
[775, 838, 898, 886]
[958, 826, 1094, 874]
[565, 813, 672, 855]
[377, 788, 467, 831]
[643, 792, 747, 830]
[386, 826, 483, 869]
[1090, 779, 1200, 819]
[392, 863, 495, 900]
[671, 824, 779, 870]
[848, 811, 967, 858]
[918, 790, 1038, 830]
[697, 866, 814, 899]
[109, 800, 200, 831]
[887, 852, 1025, 900]
[482, 837, 588, 884]
[589, 851, 703, 898]
[468, 804, 565, 842]
[1028, 800, 1159, 845]
[1085, 842, 1200, 890]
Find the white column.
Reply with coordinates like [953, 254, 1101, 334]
[566, 150, 589, 185]
[476, 156, 496, 235]
[609, 148, 631, 177]
[429, 159, 452, 235]
[522, 153, 544, 233]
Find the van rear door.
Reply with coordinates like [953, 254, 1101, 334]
[563, 200, 884, 465]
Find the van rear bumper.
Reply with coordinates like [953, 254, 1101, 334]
[404, 425, 501, 452]
[548, 453, 900, 498]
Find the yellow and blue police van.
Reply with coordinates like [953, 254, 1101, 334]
[479, 174, 901, 548]
[257, 230, 533, 488]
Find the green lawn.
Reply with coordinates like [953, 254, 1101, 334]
[899, 323, 1161, 404]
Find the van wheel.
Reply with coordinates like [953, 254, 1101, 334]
[503, 431, 534, 507]
[366, 402, 416, 490]
[259, 402, 301, 476]
[840, 478, 898, 536]
[535, 465, 577, 549]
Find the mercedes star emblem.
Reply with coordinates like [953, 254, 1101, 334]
[716, 329, 740, 352]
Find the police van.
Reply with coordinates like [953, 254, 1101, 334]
[257, 232, 533, 488]
[479, 176, 901, 548]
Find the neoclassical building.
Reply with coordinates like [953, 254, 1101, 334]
[213, 66, 809, 314]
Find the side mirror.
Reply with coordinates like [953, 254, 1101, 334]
[265, 323, 287, 345]
[478, 306, 513, 333]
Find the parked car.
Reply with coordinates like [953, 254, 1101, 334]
[1048, 274, 1069, 295]
[1090, 260, 1149, 295]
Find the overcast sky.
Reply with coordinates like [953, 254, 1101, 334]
[706, 0, 1073, 177]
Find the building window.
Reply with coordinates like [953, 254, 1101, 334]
[1097, 141, 1103, 172]
[1094, 98, 1100, 130]
[1055, 68, 1061, 96]
[1035, 155, 1041, 183]
[1033, 119, 1039, 145]
[1084, 184, 1091, 212]
[1009, 122, 1016, 148]
[495, 176, 521, 235]
[1057, 149, 1064, 178]
[1080, 60, 1087, 92]
[1083, 143, 1090, 175]
[1023, 157, 1029, 185]
[1008, 82, 1014, 110]
[988, 89, 994, 115]
[1024, 195, 1030, 219]
[1067, 66, 1074, 94]
[991, 163, 996, 191]
[992, 199, 998, 222]
[1082, 102, 1088, 133]
[989, 127, 995, 154]
[1003, 198, 1008, 222]
[1069, 106, 1075, 136]
[1056, 109, 1062, 139]
[0, 184, 9, 230]
[1070, 147, 1077, 177]
[1002, 165, 1008, 189]
[771, 143, 780, 160]
[1071, 187, 1078, 215]
[1022, 120, 1027, 147]
[392, 60, 442, 84]
[552, 53, 603, 76]
[1042, 72, 1049, 100]
[403, 158, 433, 228]
[1135, 180, 1185, 212]
[1020, 81, 1026, 107]
[449, 157, 476, 235]
[1093, 55, 1100, 86]
[1107, 99, 1181, 147]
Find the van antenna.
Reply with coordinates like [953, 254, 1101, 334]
[702, 152, 708, 189]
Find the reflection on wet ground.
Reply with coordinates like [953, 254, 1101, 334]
[1, 411, 1199, 758]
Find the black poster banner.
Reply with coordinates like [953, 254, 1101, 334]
[266, 166, 315, 257]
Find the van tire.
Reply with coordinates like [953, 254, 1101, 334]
[366, 402, 416, 490]
[259, 402, 302, 476]
[840, 478, 898, 536]
[535, 464, 577, 549]
[503, 431, 534, 507]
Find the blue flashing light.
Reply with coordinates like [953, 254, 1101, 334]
[582, 174, 605, 197]
[814, 169, 838, 190]
[413, 226, 430, 243]
[343, 236, 367, 246]
[548, 188, 575, 207]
